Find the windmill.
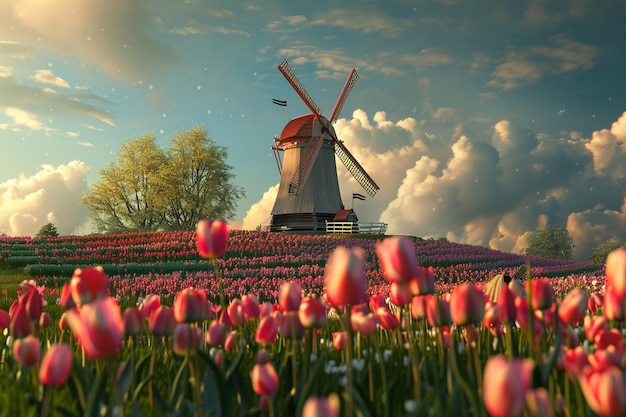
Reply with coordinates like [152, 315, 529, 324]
[270, 59, 379, 231]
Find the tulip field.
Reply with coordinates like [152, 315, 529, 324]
[0, 225, 624, 417]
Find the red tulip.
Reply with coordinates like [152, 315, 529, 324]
[39, 312, 51, 328]
[563, 346, 589, 378]
[483, 355, 534, 417]
[369, 294, 387, 312]
[122, 307, 144, 338]
[375, 306, 399, 331]
[278, 281, 302, 312]
[483, 301, 501, 329]
[332, 332, 348, 351]
[324, 246, 368, 307]
[450, 283, 485, 326]
[196, 219, 228, 259]
[60, 283, 76, 310]
[298, 296, 327, 328]
[578, 365, 626, 417]
[279, 311, 305, 339]
[227, 298, 246, 327]
[376, 236, 419, 283]
[65, 297, 123, 359]
[242, 294, 261, 320]
[148, 305, 176, 336]
[558, 288, 588, 325]
[12, 335, 41, 367]
[584, 315, 608, 344]
[606, 248, 626, 298]
[463, 323, 479, 344]
[139, 294, 161, 320]
[409, 266, 435, 296]
[19, 287, 42, 321]
[205, 321, 227, 347]
[351, 309, 377, 337]
[389, 282, 411, 307]
[250, 359, 279, 396]
[528, 278, 555, 310]
[224, 330, 238, 351]
[9, 303, 30, 338]
[426, 296, 452, 327]
[497, 283, 517, 323]
[603, 289, 624, 321]
[255, 315, 279, 345]
[302, 393, 340, 417]
[70, 266, 109, 306]
[0, 309, 9, 330]
[526, 388, 552, 417]
[39, 344, 73, 386]
[173, 323, 202, 356]
[173, 287, 206, 323]
[410, 295, 428, 319]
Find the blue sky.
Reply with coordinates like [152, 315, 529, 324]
[1, 0, 626, 260]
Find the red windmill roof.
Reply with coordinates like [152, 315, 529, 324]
[279, 114, 315, 141]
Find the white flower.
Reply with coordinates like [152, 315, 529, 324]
[404, 400, 417, 413]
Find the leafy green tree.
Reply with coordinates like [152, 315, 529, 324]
[36, 223, 59, 237]
[590, 237, 626, 264]
[524, 224, 575, 260]
[82, 126, 244, 233]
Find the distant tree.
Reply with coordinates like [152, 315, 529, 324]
[590, 237, 626, 264]
[82, 126, 244, 233]
[36, 223, 59, 237]
[524, 224, 575, 260]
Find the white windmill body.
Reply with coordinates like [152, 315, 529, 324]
[270, 60, 379, 232]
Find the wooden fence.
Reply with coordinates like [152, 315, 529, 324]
[325, 221, 388, 235]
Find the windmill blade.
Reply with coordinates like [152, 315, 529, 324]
[334, 139, 379, 197]
[289, 135, 324, 194]
[277, 59, 322, 117]
[329, 68, 359, 123]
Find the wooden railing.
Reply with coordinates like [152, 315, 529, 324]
[325, 221, 388, 235]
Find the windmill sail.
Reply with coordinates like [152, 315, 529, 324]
[277, 60, 322, 117]
[329, 68, 359, 123]
[334, 139, 379, 197]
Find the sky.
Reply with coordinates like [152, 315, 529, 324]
[1, 0, 626, 261]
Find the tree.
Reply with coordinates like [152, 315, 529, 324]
[523, 224, 575, 260]
[590, 237, 626, 264]
[82, 127, 244, 233]
[36, 223, 59, 237]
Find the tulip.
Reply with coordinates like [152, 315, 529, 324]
[483, 355, 534, 417]
[139, 294, 161, 320]
[250, 361, 279, 396]
[464, 323, 479, 344]
[409, 266, 435, 296]
[227, 298, 246, 327]
[324, 246, 368, 307]
[351, 310, 377, 337]
[205, 321, 227, 347]
[558, 288, 588, 325]
[497, 284, 517, 323]
[376, 236, 419, 283]
[410, 295, 428, 319]
[578, 365, 626, 417]
[70, 266, 109, 306]
[196, 219, 228, 259]
[603, 289, 624, 321]
[224, 330, 238, 351]
[279, 311, 305, 339]
[255, 315, 279, 345]
[173, 287, 206, 323]
[369, 294, 387, 312]
[122, 307, 144, 338]
[12, 335, 41, 367]
[59, 282, 76, 310]
[332, 332, 348, 351]
[173, 323, 202, 356]
[584, 315, 608, 344]
[528, 278, 555, 310]
[278, 281, 302, 312]
[242, 294, 261, 320]
[482, 302, 501, 329]
[596, 328, 624, 354]
[526, 388, 552, 417]
[606, 247, 626, 298]
[588, 292, 603, 314]
[259, 302, 274, 318]
[298, 296, 327, 328]
[9, 303, 30, 338]
[426, 296, 452, 327]
[39, 312, 51, 328]
[389, 282, 411, 307]
[39, 344, 73, 386]
[19, 287, 42, 321]
[65, 297, 123, 359]
[376, 306, 399, 331]
[148, 305, 176, 337]
[450, 283, 485, 326]
[302, 393, 340, 417]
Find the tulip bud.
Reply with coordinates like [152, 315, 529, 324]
[250, 361, 279, 396]
[70, 266, 109, 306]
[39, 312, 51, 328]
[205, 321, 227, 347]
[528, 278, 554, 311]
[173, 323, 202, 356]
[426, 296, 452, 327]
[483, 355, 534, 417]
[9, 303, 30, 338]
[139, 294, 161, 320]
[19, 287, 42, 321]
[389, 282, 411, 307]
[606, 248, 626, 298]
[224, 330, 238, 351]
[39, 344, 73, 386]
[324, 246, 368, 307]
[450, 283, 485, 326]
[242, 294, 261, 320]
[279, 311, 305, 339]
[298, 296, 327, 328]
[0, 309, 9, 330]
[13, 335, 41, 367]
[279, 281, 302, 312]
[376, 236, 419, 283]
[196, 219, 228, 259]
[173, 288, 206, 323]
[302, 393, 340, 417]
[122, 307, 144, 338]
[148, 306, 176, 336]
[255, 315, 279, 345]
[558, 288, 588, 325]
[332, 332, 348, 351]
[375, 307, 399, 331]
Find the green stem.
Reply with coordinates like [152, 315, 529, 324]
[41, 386, 52, 417]
[341, 308, 355, 417]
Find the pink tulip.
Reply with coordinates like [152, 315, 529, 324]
[259, 302, 274, 318]
[173, 287, 206, 323]
[584, 315, 608, 344]
[298, 296, 327, 328]
[375, 306, 399, 331]
[483, 355, 534, 417]
[497, 283, 517, 323]
[596, 328, 624, 354]
[250, 360, 279, 396]
[9, 303, 30, 338]
[70, 266, 109, 306]
[389, 282, 411, 307]
[588, 292, 603, 314]
[528, 278, 555, 310]
[606, 247, 626, 298]
[426, 296, 452, 327]
[578, 365, 626, 417]
[324, 246, 368, 307]
[205, 321, 227, 347]
[122, 307, 144, 338]
[526, 388, 552, 417]
[65, 297, 123, 359]
[242, 294, 261, 320]
[148, 305, 176, 337]
[227, 298, 246, 327]
[482, 302, 501, 329]
[450, 283, 485, 326]
[173, 323, 203, 356]
[12, 335, 41, 367]
[279, 311, 305, 339]
[278, 281, 302, 312]
[409, 266, 435, 296]
[332, 332, 348, 351]
[558, 288, 588, 325]
[351, 309, 377, 337]
[302, 393, 340, 417]
[196, 219, 228, 259]
[139, 294, 161, 320]
[410, 295, 428, 319]
[603, 289, 624, 321]
[59, 283, 76, 310]
[463, 323, 479, 344]
[376, 236, 419, 283]
[39, 344, 73, 386]
[224, 330, 238, 351]
[255, 315, 279, 345]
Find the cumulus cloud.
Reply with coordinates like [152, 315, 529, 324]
[241, 184, 279, 230]
[0, 161, 91, 236]
[241, 108, 626, 261]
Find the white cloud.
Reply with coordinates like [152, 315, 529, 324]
[32, 70, 70, 88]
[3, 107, 50, 131]
[0, 161, 91, 236]
[241, 184, 279, 230]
